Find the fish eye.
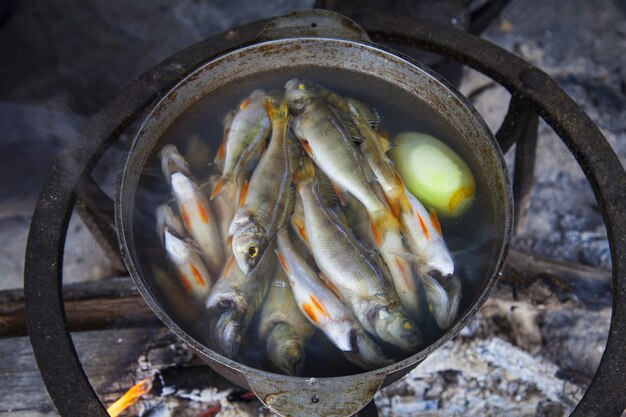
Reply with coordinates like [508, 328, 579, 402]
[298, 83, 305, 91]
[248, 246, 259, 257]
[403, 320, 413, 330]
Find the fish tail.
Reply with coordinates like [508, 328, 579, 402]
[293, 158, 316, 185]
[264, 98, 289, 122]
[369, 209, 400, 246]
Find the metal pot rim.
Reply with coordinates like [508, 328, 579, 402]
[116, 35, 512, 384]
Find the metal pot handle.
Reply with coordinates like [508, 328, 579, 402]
[246, 371, 384, 417]
[257, 9, 371, 43]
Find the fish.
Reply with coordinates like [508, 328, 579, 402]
[285, 79, 395, 242]
[160, 144, 192, 184]
[211, 90, 272, 200]
[421, 274, 461, 329]
[205, 244, 276, 358]
[170, 172, 224, 276]
[207, 174, 235, 253]
[258, 267, 314, 375]
[293, 159, 422, 351]
[155, 204, 185, 245]
[164, 230, 213, 299]
[344, 196, 422, 319]
[276, 229, 392, 369]
[229, 99, 299, 274]
[402, 190, 455, 279]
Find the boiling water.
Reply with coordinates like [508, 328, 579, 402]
[132, 67, 501, 377]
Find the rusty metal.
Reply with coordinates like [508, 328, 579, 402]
[23, 9, 626, 417]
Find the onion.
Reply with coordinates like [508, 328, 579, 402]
[389, 132, 475, 218]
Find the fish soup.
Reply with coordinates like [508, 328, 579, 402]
[132, 67, 500, 377]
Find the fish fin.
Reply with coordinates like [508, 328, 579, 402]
[291, 215, 309, 244]
[329, 105, 365, 145]
[196, 200, 211, 224]
[178, 271, 193, 292]
[369, 210, 399, 246]
[309, 295, 330, 319]
[239, 97, 251, 110]
[264, 98, 289, 122]
[301, 303, 319, 324]
[275, 250, 290, 274]
[315, 171, 340, 206]
[346, 98, 380, 129]
[180, 205, 191, 230]
[416, 211, 431, 241]
[210, 177, 226, 200]
[329, 179, 348, 206]
[319, 272, 342, 299]
[280, 184, 297, 227]
[222, 256, 235, 277]
[225, 234, 233, 249]
[377, 131, 393, 153]
[215, 133, 228, 164]
[384, 193, 403, 219]
[293, 158, 316, 185]
[238, 179, 249, 208]
[429, 208, 443, 236]
[188, 261, 207, 287]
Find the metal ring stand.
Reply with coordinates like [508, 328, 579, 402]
[24, 12, 626, 417]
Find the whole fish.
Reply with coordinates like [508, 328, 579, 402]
[344, 196, 421, 319]
[285, 79, 395, 242]
[205, 245, 275, 358]
[293, 159, 422, 351]
[211, 90, 272, 200]
[421, 274, 461, 329]
[258, 268, 314, 376]
[155, 204, 185, 245]
[402, 190, 455, 279]
[346, 102, 455, 279]
[160, 144, 192, 184]
[229, 99, 299, 274]
[276, 229, 392, 369]
[164, 230, 213, 299]
[171, 172, 224, 276]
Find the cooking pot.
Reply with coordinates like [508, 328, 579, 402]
[116, 9, 512, 417]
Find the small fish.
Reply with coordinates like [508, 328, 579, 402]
[276, 229, 391, 369]
[421, 274, 461, 329]
[171, 172, 224, 276]
[205, 245, 276, 358]
[285, 79, 395, 242]
[160, 144, 192, 184]
[258, 268, 314, 376]
[155, 204, 185, 245]
[401, 190, 455, 279]
[211, 90, 272, 200]
[229, 99, 299, 274]
[293, 160, 422, 351]
[164, 230, 213, 299]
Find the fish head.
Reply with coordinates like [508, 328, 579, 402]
[423, 243, 455, 278]
[422, 273, 462, 329]
[284, 79, 315, 113]
[231, 220, 268, 274]
[266, 323, 305, 376]
[160, 144, 191, 181]
[369, 306, 422, 351]
[208, 309, 242, 358]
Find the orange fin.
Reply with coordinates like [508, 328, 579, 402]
[319, 272, 341, 299]
[178, 271, 193, 292]
[210, 177, 224, 200]
[238, 179, 249, 208]
[264, 98, 288, 122]
[189, 262, 207, 287]
[239, 97, 251, 110]
[416, 212, 430, 241]
[291, 216, 309, 243]
[275, 250, 290, 274]
[301, 303, 318, 324]
[309, 295, 330, 319]
[330, 180, 347, 206]
[293, 158, 315, 184]
[370, 210, 399, 246]
[196, 200, 210, 224]
[429, 208, 442, 236]
[180, 206, 191, 230]
[223, 256, 235, 276]
[215, 135, 227, 163]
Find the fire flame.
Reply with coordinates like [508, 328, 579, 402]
[107, 377, 153, 417]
